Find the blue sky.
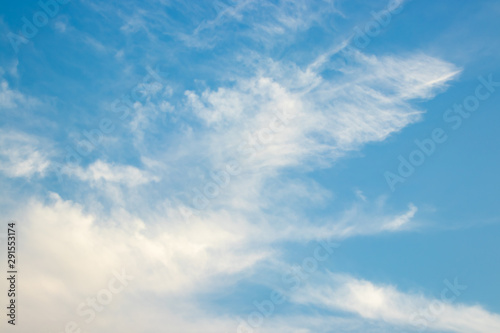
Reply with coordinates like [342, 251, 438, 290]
[1, 0, 500, 332]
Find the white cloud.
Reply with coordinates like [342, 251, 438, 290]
[14, 194, 267, 332]
[65, 160, 160, 187]
[0, 129, 52, 178]
[253, 198, 419, 243]
[292, 273, 500, 333]
[54, 20, 67, 33]
[183, 51, 460, 178]
[10, 185, 421, 332]
[0, 79, 38, 109]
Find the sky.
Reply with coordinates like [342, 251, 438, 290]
[1, 0, 500, 332]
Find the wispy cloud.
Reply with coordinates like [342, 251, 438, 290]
[0, 129, 52, 178]
[0, 77, 38, 109]
[292, 273, 500, 333]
